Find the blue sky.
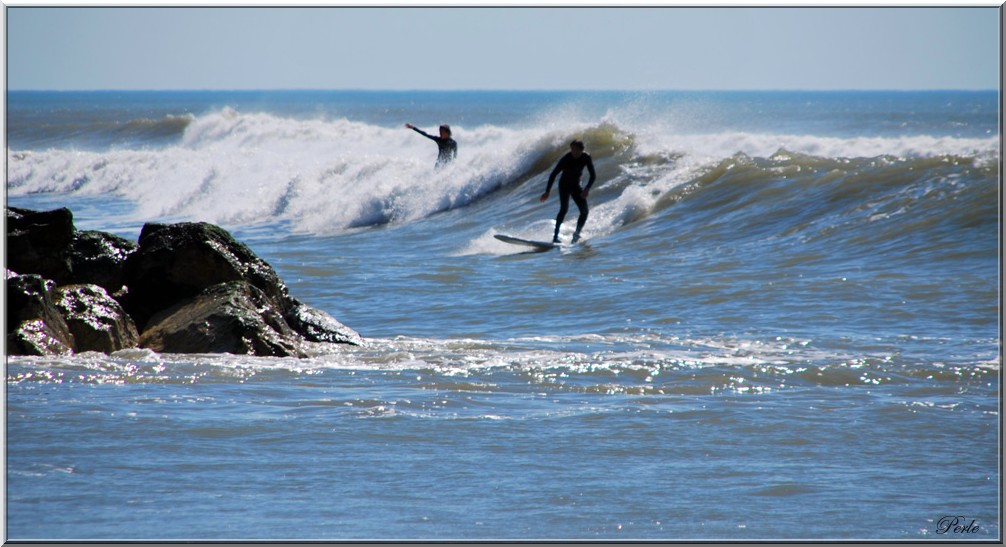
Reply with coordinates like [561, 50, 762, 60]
[5, 6, 1001, 91]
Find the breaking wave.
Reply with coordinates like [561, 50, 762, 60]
[7, 106, 999, 239]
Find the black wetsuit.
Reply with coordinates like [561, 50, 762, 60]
[545, 151, 596, 239]
[411, 127, 457, 168]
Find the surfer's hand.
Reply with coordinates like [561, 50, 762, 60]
[581, 188, 590, 199]
[540, 192, 549, 202]
[405, 123, 414, 129]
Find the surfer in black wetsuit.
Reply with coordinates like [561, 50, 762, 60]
[541, 140, 596, 243]
[406, 123, 457, 168]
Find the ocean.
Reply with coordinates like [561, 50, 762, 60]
[4, 90, 1001, 540]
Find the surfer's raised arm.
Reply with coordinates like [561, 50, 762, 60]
[405, 123, 431, 139]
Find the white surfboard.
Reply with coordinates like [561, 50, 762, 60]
[494, 234, 558, 251]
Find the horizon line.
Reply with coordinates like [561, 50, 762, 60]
[7, 87, 1000, 93]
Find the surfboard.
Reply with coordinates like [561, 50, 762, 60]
[494, 234, 557, 251]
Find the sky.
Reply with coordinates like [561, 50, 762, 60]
[4, 6, 1001, 91]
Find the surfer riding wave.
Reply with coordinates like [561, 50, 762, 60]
[541, 140, 596, 244]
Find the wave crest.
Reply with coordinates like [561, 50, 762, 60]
[7, 108, 999, 236]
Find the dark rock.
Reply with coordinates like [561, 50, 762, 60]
[123, 222, 291, 329]
[139, 281, 304, 357]
[54, 284, 140, 354]
[286, 301, 364, 346]
[6, 207, 135, 293]
[7, 209, 362, 357]
[67, 231, 137, 293]
[7, 207, 76, 284]
[6, 274, 74, 356]
[122, 220, 362, 350]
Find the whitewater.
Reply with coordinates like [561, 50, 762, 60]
[5, 90, 1001, 540]
[7, 95, 998, 237]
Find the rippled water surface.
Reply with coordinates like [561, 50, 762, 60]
[6, 90, 1000, 540]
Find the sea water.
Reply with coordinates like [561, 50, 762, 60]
[5, 90, 1001, 540]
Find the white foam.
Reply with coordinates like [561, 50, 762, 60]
[9, 110, 570, 233]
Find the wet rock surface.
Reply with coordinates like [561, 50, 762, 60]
[54, 284, 140, 354]
[286, 301, 365, 346]
[67, 230, 137, 294]
[123, 221, 291, 329]
[139, 281, 304, 357]
[7, 274, 74, 356]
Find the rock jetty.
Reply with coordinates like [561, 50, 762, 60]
[7, 207, 362, 357]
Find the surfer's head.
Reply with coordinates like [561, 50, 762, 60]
[570, 140, 585, 157]
[440, 125, 452, 138]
